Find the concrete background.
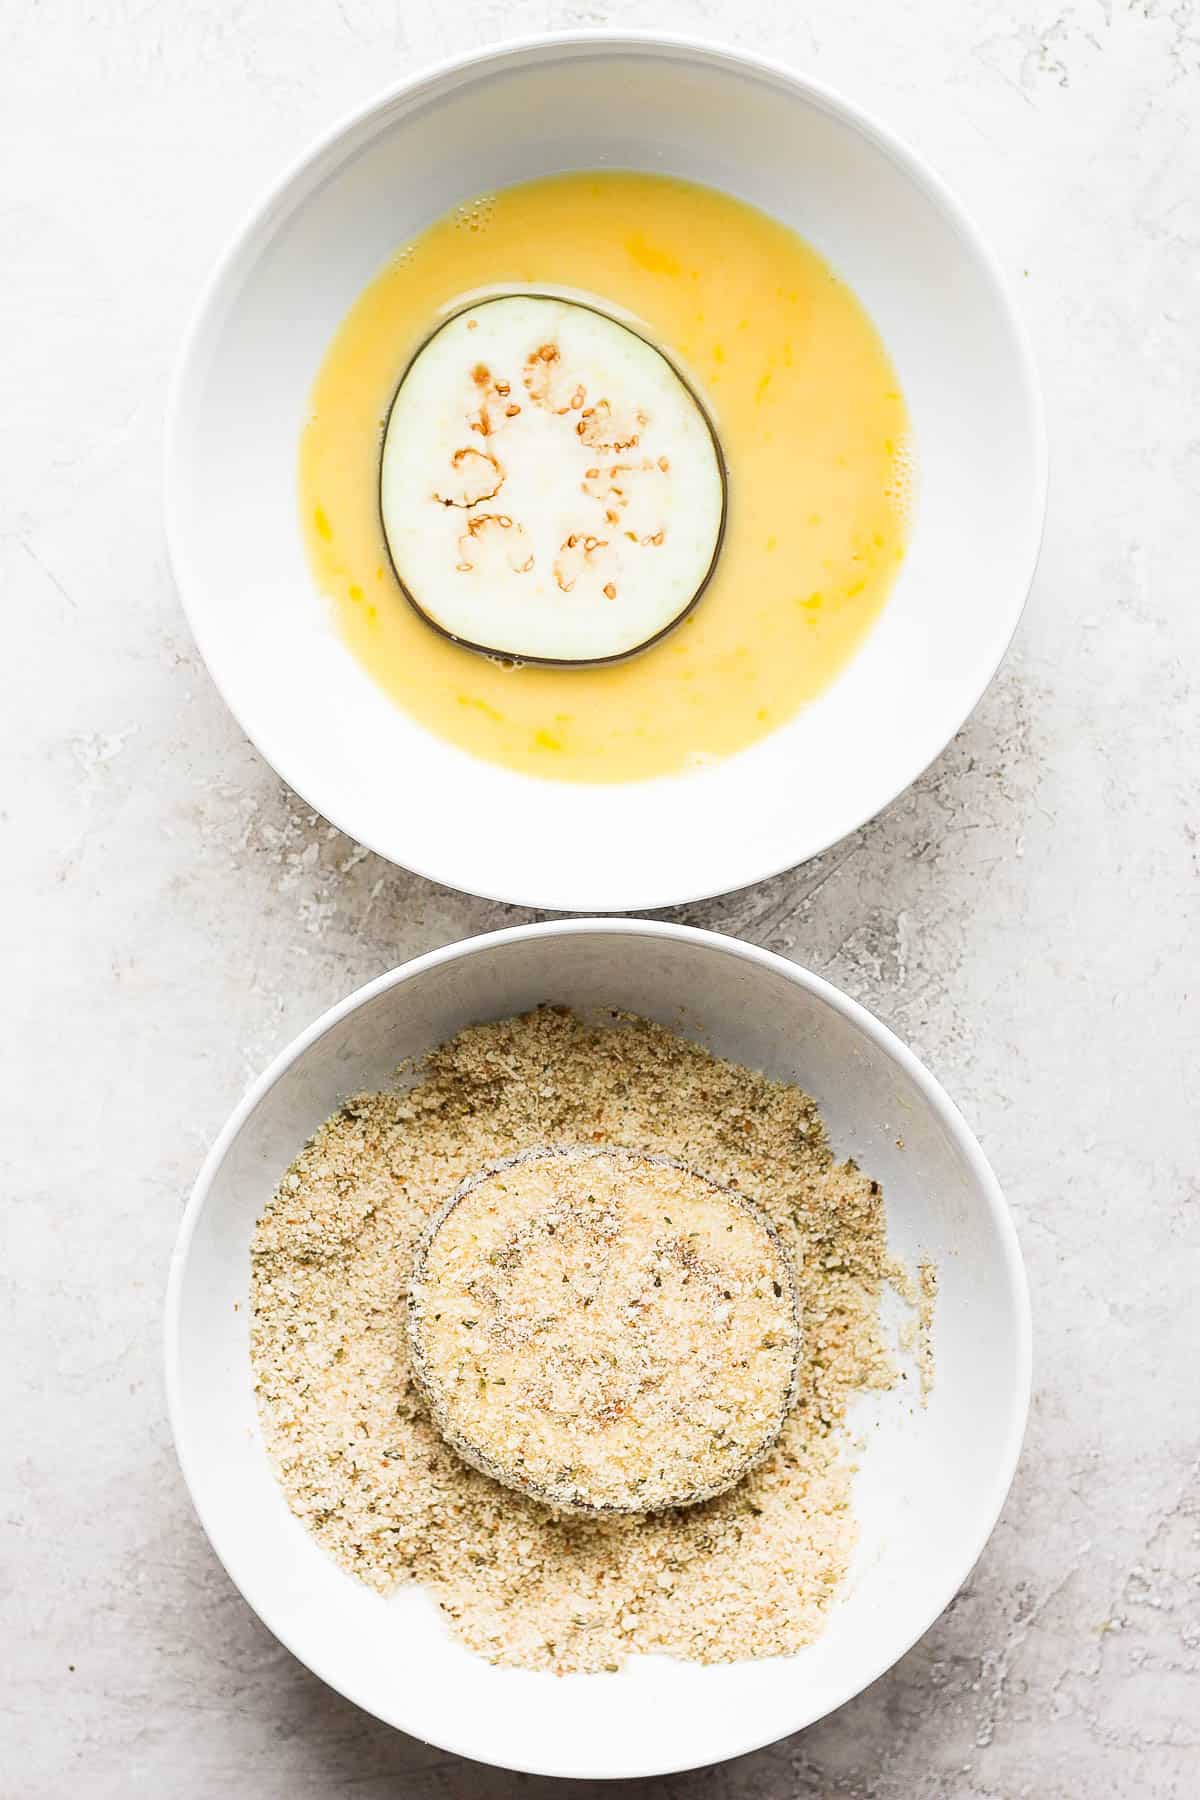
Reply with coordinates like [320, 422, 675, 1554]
[3, 1, 1197, 1794]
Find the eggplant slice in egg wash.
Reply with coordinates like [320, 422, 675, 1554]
[379, 294, 726, 665]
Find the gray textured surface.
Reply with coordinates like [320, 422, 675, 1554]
[3, 2, 1198, 1795]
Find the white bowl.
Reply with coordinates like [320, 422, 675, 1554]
[165, 920, 1031, 1778]
[165, 33, 1046, 913]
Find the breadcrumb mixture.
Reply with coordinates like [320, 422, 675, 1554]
[889, 1254, 939, 1404]
[251, 1007, 904, 1673]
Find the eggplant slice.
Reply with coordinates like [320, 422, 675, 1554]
[380, 295, 726, 666]
[407, 1145, 801, 1515]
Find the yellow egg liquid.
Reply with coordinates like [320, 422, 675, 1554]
[300, 172, 911, 783]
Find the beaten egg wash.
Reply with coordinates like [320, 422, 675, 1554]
[300, 172, 912, 783]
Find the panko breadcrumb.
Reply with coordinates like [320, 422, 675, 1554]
[251, 1007, 905, 1674]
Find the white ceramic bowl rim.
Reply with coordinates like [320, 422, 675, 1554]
[164, 918, 1032, 1777]
[164, 31, 1048, 913]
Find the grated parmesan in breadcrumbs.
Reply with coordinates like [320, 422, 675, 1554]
[250, 1007, 905, 1674]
